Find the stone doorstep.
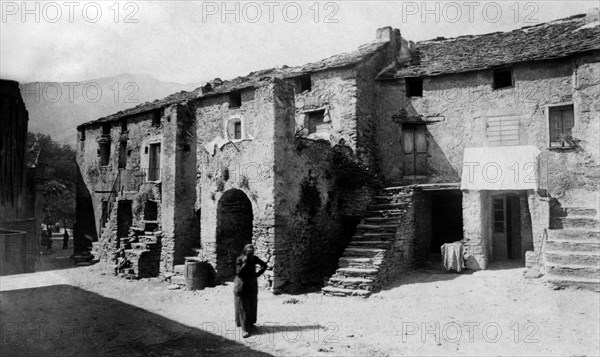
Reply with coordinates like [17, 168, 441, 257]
[546, 275, 600, 292]
[546, 240, 600, 253]
[174, 264, 185, 275]
[546, 264, 600, 278]
[558, 217, 600, 230]
[545, 250, 600, 265]
[321, 286, 371, 297]
[547, 229, 600, 241]
[170, 275, 186, 285]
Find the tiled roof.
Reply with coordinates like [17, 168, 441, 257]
[378, 10, 600, 79]
[78, 41, 388, 128]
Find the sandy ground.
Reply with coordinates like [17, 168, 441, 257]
[1, 248, 599, 357]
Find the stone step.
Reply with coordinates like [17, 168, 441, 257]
[545, 251, 600, 266]
[547, 229, 600, 241]
[364, 216, 402, 224]
[546, 275, 600, 292]
[380, 186, 413, 193]
[348, 241, 393, 249]
[335, 267, 379, 277]
[352, 233, 395, 241]
[131, 242, 159, 250]
[365, 209, 406, 217]
[184, 256, 203, 262]
[355, 224, 398, 233]
[546, 264, 600, 280]
[338, 257, 383, 268]
[559, 217, 599, 230]
[322, 286, 371, 297]
[546, 240, 600, 253]
[373, 193, 411, 201]
[367, 203, 409, 211]
[327, 276, 375, 290]
[343, 247, 387, 258]
[564, 207, 598, 218]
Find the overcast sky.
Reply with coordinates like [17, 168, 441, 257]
[1, 1, 597, 84]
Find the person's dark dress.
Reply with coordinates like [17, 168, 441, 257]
[234, 255, 267, 331]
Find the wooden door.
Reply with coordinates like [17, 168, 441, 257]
[492, 197, 508, 260]
[402, 125, 427, 177]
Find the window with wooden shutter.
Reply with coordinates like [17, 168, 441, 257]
[549, 105, 575, 148]
[487, 116, 520, 146]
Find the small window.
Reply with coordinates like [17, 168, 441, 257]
[79, 129, 85, 141]
[405, 77, 423, 97]
[99, 142, 111, 166]
[306, 110, 325, 135]
[152, 110, 161, 126]
[120, 119, 127, 132]
[226, 118, 243, 140]
[102, 124, 110, 135]
[549, 105, 575, 148]
[118, 141, 127, 169]
[493, 68, 513, 89]
[296, 75, 312, 93]
[229, 92, 242, 108]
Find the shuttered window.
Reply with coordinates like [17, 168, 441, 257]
[549, 105, 574, 148]
[487, 116, 520, 146]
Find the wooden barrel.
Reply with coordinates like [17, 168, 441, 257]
[185, 260, 208, 290]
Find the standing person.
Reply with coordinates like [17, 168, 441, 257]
[62, 229, 69, 249]
[234, 244, 267, 338]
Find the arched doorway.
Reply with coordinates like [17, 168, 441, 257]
[216, 189, 253, 278]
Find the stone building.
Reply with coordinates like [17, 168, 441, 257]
[76, 11, 599, 294]
[1, 79, 43, 275]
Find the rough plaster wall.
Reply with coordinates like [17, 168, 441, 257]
[195, 83, 276, 283]
[526, 193, 551, 267]
[377, 54, 600, 202]
[276, 79, 348, 291]
[462, 190, 488, 269]
[294, 68, 358, 149]
[76, 110, 165, 247]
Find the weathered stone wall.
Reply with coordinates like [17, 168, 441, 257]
[462, 190, 488, 269]
[195, 81, 277, 283]
[377, 53, 600, 205]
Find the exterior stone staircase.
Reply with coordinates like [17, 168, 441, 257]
[323, 186, 414, 297]
[121, 220, 162, 278]
[545, 206, 600, 291]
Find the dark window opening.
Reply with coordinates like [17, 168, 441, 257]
[101, 200, 109, 229]
[229, 92, 242, 108]
[549, 105, 575, 148]
[120, 119, 127, 132]
[79, 129, 85, 141]
[405, 77, 423, 97]
[233, 121, 242, 140]
[148, 143, 161, 181]
[99, 143, 111, 166]
[296, 74, 312, 93]
[152, 110, 161, 126]
[306, 110, 325, 135]
[118, 141, 127, 169]
[183, 144, 191, 152]
[493, 68, 513, 89]
[102, 124, 110, 135]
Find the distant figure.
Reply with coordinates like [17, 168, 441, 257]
[62, 229, 69, 249]
[113, 247, 129, 276]
[234, 244, 267, 338]
[43, 229, 52, 252]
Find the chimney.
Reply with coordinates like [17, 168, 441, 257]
[376, 27, 393, 42]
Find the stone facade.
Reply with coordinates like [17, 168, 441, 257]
[76, 12, 599, 293]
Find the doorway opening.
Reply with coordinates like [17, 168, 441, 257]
[116, 200, 133, 247]
[491, 195, 522, 261]
[216, 189, 253, 279]
[429, 190, 464, 253]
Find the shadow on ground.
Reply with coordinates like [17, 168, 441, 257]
[0, 284, 272, 357]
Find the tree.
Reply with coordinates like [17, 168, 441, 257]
[28, 132, 77, 227]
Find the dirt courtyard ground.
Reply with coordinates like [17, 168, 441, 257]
[1, 252, 599, 356]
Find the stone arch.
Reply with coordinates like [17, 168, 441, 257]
[216, 188, 253, 278]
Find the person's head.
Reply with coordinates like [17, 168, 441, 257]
[242, 244, 255, 257]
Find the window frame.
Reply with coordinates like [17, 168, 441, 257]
[546, 103, 575, 148]
[224, 115, 245, 142]
[305, 109, 327, 135]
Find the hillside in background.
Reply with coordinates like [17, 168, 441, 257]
[21, 74, 201, 146]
